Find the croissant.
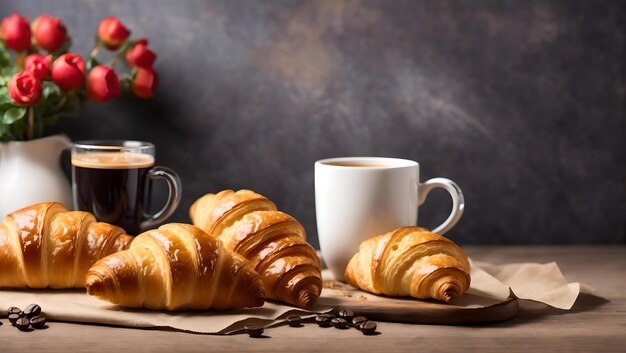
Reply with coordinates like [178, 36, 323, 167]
[190, 189, 322, 308]
[85, 223, 265, 310]
[0, 202, 132, 289]
[345, 226, 470, 303]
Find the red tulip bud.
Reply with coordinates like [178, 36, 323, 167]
[8, 72, 42, 106]
[31, 14, 68, 52]
[24, 53, 52, 80]
[86, 65, 121, 102]
[51, 53, 86, 90]
[132, 68, 158, 99]
[125, 39, 156, 69]
[97, 16, 130, 50]
[0, 13, 31, 52]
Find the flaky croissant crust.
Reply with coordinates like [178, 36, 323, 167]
[0, 202, 131, 289]
[190, 189, 322, 308]
[85, 223, 265, 310]
[345, 226, 470, 303]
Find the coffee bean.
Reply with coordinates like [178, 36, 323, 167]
[337, 309, 354, 321]
[30, 316, 47, 329]
[7, 306, 21, 316]
[331, 318, 348, 329]
[287, 315, 302, 327]
[352, 316, 368, 328]
[16, 317, 30, 331]
[315, 315, 332, 327]
[8, 313, 20, 324]
[319, 313, 335, 319]
[245, 325, 264, 338]
[23, 304, 41, 318]
[361, 321, 377, 335]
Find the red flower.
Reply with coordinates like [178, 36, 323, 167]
[24, 53, 52, 80]
[86, 65, 121, 102]
[8, 72, 42, 106]
[125, 39, 156, 68]
[0, 13, 31, 52]
[132, 68, 158, 99]
[51, 53, 85, 90]
[97, 16, 130, 50]
[31, 14, 68, 52]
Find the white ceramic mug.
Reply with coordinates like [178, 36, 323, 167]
[315, 157, 464, 281]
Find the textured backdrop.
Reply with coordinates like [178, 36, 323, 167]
[2, 0, 624, 245]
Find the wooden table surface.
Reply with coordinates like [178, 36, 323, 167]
[1, 245, 625, 352]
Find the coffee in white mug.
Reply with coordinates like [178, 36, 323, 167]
[315, 157, 464, 281]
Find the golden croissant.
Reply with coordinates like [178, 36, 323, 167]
[190, 189, 322, 308]
[0, 202, 132, 289]
[345, 226, 470, 303]
[85, 223, 265, 310]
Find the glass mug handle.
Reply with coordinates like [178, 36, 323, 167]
[417, 177, 465, 235]
[140, 166, 182, 230]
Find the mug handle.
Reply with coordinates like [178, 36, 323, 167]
[141, 166, 182, 230]
[417, 177, 465, 235]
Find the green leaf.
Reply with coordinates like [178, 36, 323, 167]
[1, 66, 17, 76]
[118, 38, 135, 54]
[11, 118, 26, 140]
[86, 56, 101, 72]
[2, 106, 26, 124]
[43, 82, 61, 100]
[0, 43, 10, 68]
[43, 113, 61, 126]
[0, 92, 12, 105]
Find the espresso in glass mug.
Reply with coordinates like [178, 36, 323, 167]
[72, 140, 182, 234]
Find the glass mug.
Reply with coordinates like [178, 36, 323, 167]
[71, 140, 182, 234]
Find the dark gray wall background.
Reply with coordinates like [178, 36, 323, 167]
[2, 1, 624, 245]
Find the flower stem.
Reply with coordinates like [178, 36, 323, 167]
[89, 42, 101, 60]
[16, 52, 26, 70]
[27, 106, 34, 140]
[108, 56, 119, 69]
[55, 94, 68, 111]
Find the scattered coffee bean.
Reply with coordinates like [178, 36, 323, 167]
[315, 315, 332, 327]
[352, 316, 368, 328]
[7, 307, 21, 316]
[337, 309, 354, 321]
[23, 304, 41, 318]
[16, 317, 30, 331]
[361, 321, 377, 335]
[331, 318, 348, 329]
[287, 315, 302, 327]
[30, 316, 47, 329]
[8, 313, 20, 324]
[319, 313, 335, 319]
[245, 325, 264, 338]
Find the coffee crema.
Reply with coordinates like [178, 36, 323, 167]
[321, 162, 390, 168]
[71, 152, 154, 169]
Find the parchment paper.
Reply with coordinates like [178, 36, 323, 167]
[0, 260, 582, 333]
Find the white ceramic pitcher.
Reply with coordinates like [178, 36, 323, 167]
[0, 134, 72, 218]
